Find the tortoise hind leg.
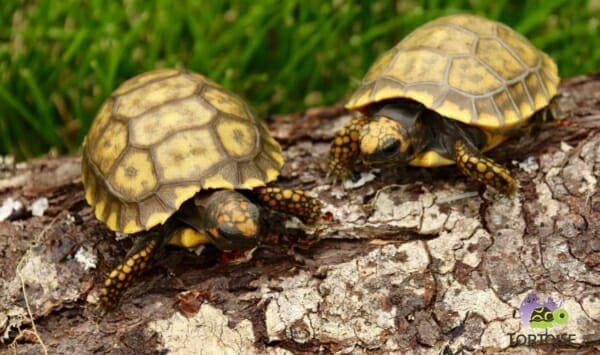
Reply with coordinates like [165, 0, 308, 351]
[454, 140, 516, 194]
[255, 187, 322, 224]
[99, 232, 163, 311]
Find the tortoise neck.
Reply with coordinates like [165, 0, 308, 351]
[421, 110, 487, 157]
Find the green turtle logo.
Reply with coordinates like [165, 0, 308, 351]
[520, 293, 569, 329]
[529, 307, 569, 329]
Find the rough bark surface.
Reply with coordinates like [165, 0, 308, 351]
[0, 74, 598, 354]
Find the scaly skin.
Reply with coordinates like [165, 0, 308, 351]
[255, 187, 322, 224]
[99, 234, 161, 311]
[454, 140, 516, 194]
[326, 116, 369, 180]
[99, 188, 322, 311]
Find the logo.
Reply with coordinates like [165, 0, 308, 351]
[519, 292, 569, 329]
[508, 292, 576, 346]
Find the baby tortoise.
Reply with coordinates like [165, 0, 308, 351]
[81, 69, 321, 310]
[328, 14, 559, 194]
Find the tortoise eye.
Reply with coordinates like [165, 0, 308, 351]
[380, 140, 400, 156]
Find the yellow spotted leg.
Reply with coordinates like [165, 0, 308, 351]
[327, 116, 369, 180]
[99, 233, 162, 310]
[455, 140, 516, 194]
[255, 187, 322, 224]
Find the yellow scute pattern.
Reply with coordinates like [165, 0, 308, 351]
[113, 69, 180, 96]
[155, 129, 223, 181]
[388, 49, 448, 84]
[347, 14, 559, 132]
[476, 38, 524, 81]
[115, 74, 199, 118]
[203, 86, 249, 119]
[90, 120, 128, 176]
[448, 57, 502, 95]
[86, 99, 114, 151]
[217, 120, 259, 158]
[130, 96, 216, 147]
[497, 26, 539, 67]
[435, 14, 496, 36]
[400, 25, 475, 56]
[363, 49, 396, 82]
[109, 148, 157, 199]
[83, 69, 287, 234]
[157, 184, 203, 211]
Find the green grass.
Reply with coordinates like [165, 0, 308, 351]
[1, 0, 599, 160]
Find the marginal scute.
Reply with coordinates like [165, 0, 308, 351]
[541, 54, 560, 85]
[436, 90, 475, 125]
[90, 119, 128, 176]
[493, 90, 520, 128]
[204, 175, 235, 190]
[370, 79, 406, 107]
[81, 154, 96, 203]
[346, 83, 375, 109]
[156, 184, 202, 210]
[258, 122, 285, 168]
[540, 69, 558, 98]
[86, 99, 114, 151]
[370, 79, 406, 104]
[119, 203, 141, 234]
[92, 186, 107, 226]
[265, 168, 280, 182]
[403, 83, 446, 109]
[130, 96, 216, 147]
[255, 153, 282, 183]
[104, 200, 120, 231]
[525, 73, 548, 109]
[238, 161, 266, 187]
[475, 97, 501, 128]
[240, 178, 264, 189]
[508, 81, 534, 118]
[137, 196, 171, 230]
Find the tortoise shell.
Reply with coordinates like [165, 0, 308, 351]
[81, 69, 284, 234]
[347, 14, 559, 133]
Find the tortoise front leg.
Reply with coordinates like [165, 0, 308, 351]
[255, 187, 322, 224]
[327, 116, 369, 180]
[454, 140, 516, 194]
[99, 232, 163, 311]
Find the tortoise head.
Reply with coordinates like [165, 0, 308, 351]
[359, 102, 426, 167]
[204, 190, 261, 251]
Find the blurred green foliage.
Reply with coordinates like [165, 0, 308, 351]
[1, 0, 599, 159]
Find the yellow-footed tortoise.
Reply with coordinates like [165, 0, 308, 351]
[81, 69, 322, 310]
[328, 14, 559, 194]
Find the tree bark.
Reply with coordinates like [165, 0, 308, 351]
[0, 74, 598, 354]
